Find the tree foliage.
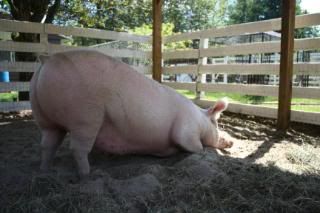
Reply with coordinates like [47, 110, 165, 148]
[55, 0, 152, 31]
[228, 0, 319, 37]
[130, 23, 192, 50]
[163, 0, 228, 33]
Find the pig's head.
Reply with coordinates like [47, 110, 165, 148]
[204, 98, 233, 149]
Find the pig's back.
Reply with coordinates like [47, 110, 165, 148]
[34, 50, 191, 143]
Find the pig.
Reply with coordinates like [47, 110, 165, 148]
[30, 50, 233, 178]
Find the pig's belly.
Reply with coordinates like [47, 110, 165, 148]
[94, 122, 177, 156]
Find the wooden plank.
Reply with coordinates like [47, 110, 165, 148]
[45, 24, 151, 43]
[164, 13, 320, 43]
[0, 101, 31, 112]
[152, 0, 162, 82]
[0, 61, 150, 74]
[295, 13, 320, 28]
[277, 0, 296, 131]
[195, 99, 278, 119]
[200, 38, 320, 58]
[0, 62, 40, 73]
[198, 83, 320, 99]
[163, 65, 198, 74]
[199, 64, 280, 75]
[96, 48, 150, 59]
[292, 87, 320, 99]
[194, 99, 320, 126]
[131, 66, 152, 74]
[162, 82, 196, 91]
[293, 63, 320, 75]
[163, 49, 198, 60]
[199, 63, 320, 75]
[163, 38, 320, 60]
[48, 44, 150, 59]
[0, 41, 46, 53]
[198, 83, 279, 97]
[0, 82, 30, 92]
[291, 111, 320, 126]
[164, 31, 201, 44]
[0, 19, 42, 33]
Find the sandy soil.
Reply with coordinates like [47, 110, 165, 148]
[0, 111, 320, 212]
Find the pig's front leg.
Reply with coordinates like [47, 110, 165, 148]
[216, 130, 234, 149]
[171, 116, 203, 153]
[172, 121, 204, 153]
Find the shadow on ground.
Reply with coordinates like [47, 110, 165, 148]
[0, 114, 319, 213]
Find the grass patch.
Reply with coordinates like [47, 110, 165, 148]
[0, 92, 18, 102]
[177, 90, 320, 112]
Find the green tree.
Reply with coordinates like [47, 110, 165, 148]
[56, 0, 152, 31]
[228, 0, 319, 37]
[130, 22, 192, 50]
[163, 0, 228, 33]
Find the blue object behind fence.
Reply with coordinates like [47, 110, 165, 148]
[0, 71, 10, 82]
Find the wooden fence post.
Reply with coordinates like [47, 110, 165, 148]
[152, 0, 162, 83]
[40, 24, 48, 55]
[277, 0, 296, 131]
[196, 38, 208, 100]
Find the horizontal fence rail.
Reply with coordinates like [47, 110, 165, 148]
[0, 19, 151, 43]
[163, 38, 320, 60]
[195, 100, 320, 126]
[0, 61, 151, 75]
[163, 63, 320, 75]
[198, 83, 320, 99]
[164, 13, 320, 43]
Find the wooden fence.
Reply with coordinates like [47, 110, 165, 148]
[162, 13, 320, 125]
[0, 13, 320, 125]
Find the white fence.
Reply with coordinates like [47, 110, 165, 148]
[162, 13, 320, 125]
[1, 14, 320, 125]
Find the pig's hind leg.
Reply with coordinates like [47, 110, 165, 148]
[40, 128, 66, 171]
[69, 116, 104, 178]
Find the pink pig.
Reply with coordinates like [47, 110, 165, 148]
[30, 50, 233, 177]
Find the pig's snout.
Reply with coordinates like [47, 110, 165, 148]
[217, 130, 234, 149]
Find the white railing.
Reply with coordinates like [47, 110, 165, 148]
[162, 13, 320, 125]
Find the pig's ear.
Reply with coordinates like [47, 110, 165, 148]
[38, 54, 50, 64]
[207, 98, 228, 120]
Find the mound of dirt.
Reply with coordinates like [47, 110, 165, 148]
[0, 112, 319, 212]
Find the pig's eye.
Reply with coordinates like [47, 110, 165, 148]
[210, 119, 217, 127]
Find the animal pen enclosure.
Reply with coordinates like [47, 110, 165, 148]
[0, 13, 320, 125]
[1, 5, 320, 213]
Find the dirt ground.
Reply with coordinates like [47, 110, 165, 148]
[0, 111, 320, 213]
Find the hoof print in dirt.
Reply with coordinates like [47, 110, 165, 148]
[174, 153, 219, 168]
[108, 173, 161, 199]
[80, 178, 105, 195]
[186, 161, 221, 179]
